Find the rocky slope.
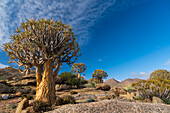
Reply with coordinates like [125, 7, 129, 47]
[46, 100, 170, 113]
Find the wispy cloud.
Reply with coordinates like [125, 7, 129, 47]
[164, 59, 170, 66]
[0, 0, 150, 47]
[0, 63, 8, 68]
[98, 59, 102, 62]
[130, 71, 150, 80]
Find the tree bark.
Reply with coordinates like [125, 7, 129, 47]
[35, 59, 56, 105]
[78, 72, 81, 79]
[35, 66, 42, 98]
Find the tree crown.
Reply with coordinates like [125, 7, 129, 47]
[71, 63, 86, 74]
[3, 18, 80, 72]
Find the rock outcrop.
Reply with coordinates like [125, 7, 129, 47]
[46, 100, 170, 113]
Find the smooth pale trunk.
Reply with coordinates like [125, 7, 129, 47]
[35, 59, 56, 105]
[25, 68, 30, 76]
[78, 72, 81, 79]
[35, 67, 42, 98]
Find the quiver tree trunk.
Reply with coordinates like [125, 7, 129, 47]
[35, 59, 56, 105]
[78, 72, 81, 79]
[25, 66, 31, 76]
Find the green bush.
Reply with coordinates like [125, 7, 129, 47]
[132, 77, 170, 100]
[8, 104, 17, 109]
[32, 100, 51, 112]
[56, 97, 64, 106]
[134, 96, 143, 100]
[62, 95, 76, 104]
[70, 91, 78, 95]
[59, 72, 87, 88]
[161, 97, 170, 105]
[123, 84, 136, 93]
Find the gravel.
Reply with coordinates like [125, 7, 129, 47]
[46, 100, 170, 113]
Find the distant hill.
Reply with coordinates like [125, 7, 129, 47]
[103, 78, 120, 88]
[0, 67, 24, 81]
[104, 78, 142, 87]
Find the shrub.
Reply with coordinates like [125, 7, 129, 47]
[150, 69, 170, 80]
[134, 96, 143, 100]
[132, 77, 170, 100]
[123, 84, 136, 93]
[56, 97, 64, 106]
[59, 72, 86, 88]
[8, 104, 17, 109]
[32, 100, 51, 112]
[62, 95, 76, 104]
[70, 91, 78, 95]
[161, 97, 170, 105]
[102, 84, 111, 91]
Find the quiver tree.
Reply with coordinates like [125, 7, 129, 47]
[3, 18, 80, 105]
[150, 69, 170, 80]
[71, 63, 86, 79]
[92, 69, 108, 83]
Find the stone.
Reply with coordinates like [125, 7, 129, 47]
[11, 79, 36, 86]
[0, 83, 13, 93]
[0, 80, 7, 84]
[2, 94, 9, 100]
[22, 74, 36, 79]
[16, 98, 29, 113]
[152, 97, 164, 104]
[112, 87, 127, 95]
[143, 98, 152, 103]
[57, 84, 72, 91]
[95, 84, 103, 90]
[16, 88, 29, 94]
[85, 98, 95, 102]
[16, 92, 22, 97]
[101, 84, 111, 91]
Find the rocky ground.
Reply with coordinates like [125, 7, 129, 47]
[46, 100, 170, 113]
[0, 67, 169, 113]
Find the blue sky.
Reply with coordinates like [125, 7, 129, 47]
[0, 0, 170, 81]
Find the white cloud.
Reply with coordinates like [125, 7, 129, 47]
[0, 0, 151, 47]
[130, 71, 150, 80]
[117, 79, 121, 82]
[0, 63, 8, 68]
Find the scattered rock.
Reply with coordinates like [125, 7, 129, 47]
[73, 94, 97, 100]
[101, 84, 111, 91]
[16, 98, 29, 113]
[112, 87, 127, 95]
[57, 84, 72, 91]
[143, 98, 152, 103]
[0, 80, 7, 84]
[22, 74, 36, 79]
[85, 98, 95, 103]
[11, 79, 36, 86]
[2, 94, 9, 100]
[30, 89, 36, 95]
[16, 92, 22, 97]
[152, 97, 164, 104]
[95, 84, 103, 90]
[0, 83, 13, 93]
[16, 88, 29, 94]
[95, 84, 111, 91]
[47, 99, 170, 113]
